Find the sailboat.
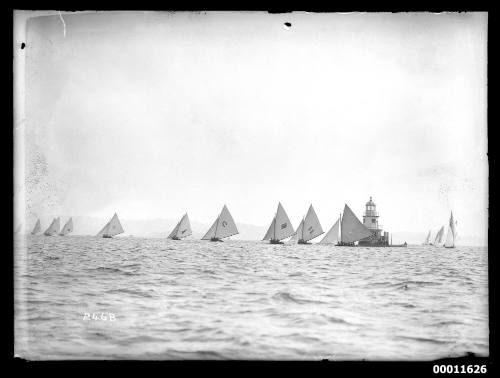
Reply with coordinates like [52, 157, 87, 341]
[31, 219, 41, 235]
[319, 214, 341, 244]
[337, 204, 373, 246]
[423, 230, 432, 245]
[202, 205, 238, 242]
[168, 213, 192, 240]
[432, 226, 445, 246]
[291, 204, 324, 244]
[59, 218, 73, 236]
[263, 202, 295, 244]
[44, 217, 60, 236]
[96, 213, 124, 238]
[444, 211, 457, 248]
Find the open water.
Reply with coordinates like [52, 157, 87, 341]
[14, 235, 488, 360]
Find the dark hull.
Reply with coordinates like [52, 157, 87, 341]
[210, 237, 223, 242]
[103, 235, 113, 238]
[269, 239, 284, 244]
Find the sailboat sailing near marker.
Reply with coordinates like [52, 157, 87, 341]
[168, 213, 192, 240]
[31, 219, 41, 235]
[202, 205, 239, 242]
[96, 213, 124, 238]
[338, 204, 373, 246]
[444, 211, 457, 248]
[291, 204, 324, 244]
[319, 214, 341, 244]
[59, 218, 73, 236]
[263, 202, 295, 244]
[44, 218, 60, 236]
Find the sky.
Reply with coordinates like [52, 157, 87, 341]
[16, 11, 488, 242]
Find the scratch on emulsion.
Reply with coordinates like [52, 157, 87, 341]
[58, 11, 66, 37]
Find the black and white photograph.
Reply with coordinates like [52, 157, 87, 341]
[13, 11, 488, 362]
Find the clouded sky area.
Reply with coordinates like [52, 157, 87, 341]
[19, 12, 487, 241]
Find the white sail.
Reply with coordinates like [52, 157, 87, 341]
[263, 217, 276, 241]
[291, 219, 304, 243]
[424, 230, 431, 245]
[263, 203, 295, 241]
[340, 204, 373, 243]
[96, 222, 110, 238]
[444, 212, 456, 248]
[301, 204, 324, 242]
[59, 218, 73, 236]
[433, 226, 444, 245]
[97, 213, 124, 238]
[14, 224, 22, 234]
[319, 216, 340, 244]
[44, 217, 60, 236]
[31, 219, 41, 234]
[274, 202, 295, 241]
[202, 218, 218, 240]
[202, 205, 239, 240]
[169, 213, 192, 239]
[167, 221, 181, 239]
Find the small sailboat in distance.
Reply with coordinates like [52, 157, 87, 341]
[44, 217, 60, 236]
[338, 204, 373, 246]
[31, 219, 41, 235]
[96, 213, 124, 238]
[319, 214, 341, 244]
[423, 230, 432, 245]
[291, 204, 324, 244]
[59, 218, 73, 236]
[168, 213, 192, 240]
[433, 226, 445, 246]
[202, 205, 239, 242]
[444, 211, 457, 248]
[263, 202, 295, 244]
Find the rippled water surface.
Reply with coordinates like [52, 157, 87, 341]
[14, 235, 488, 360]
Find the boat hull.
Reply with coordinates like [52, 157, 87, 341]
[102, 235, 113, 239]
[210, 237, 223, 242]
[269, 239, 284, 244]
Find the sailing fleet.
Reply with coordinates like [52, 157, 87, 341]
[23, 203, 458, 248]
[422, 211, 458, 248]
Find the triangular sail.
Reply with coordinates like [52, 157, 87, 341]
[434, 226, 444, 245]
[31, 219, 41, 234]
[202, 218, 218, 240]
[59, 218, 73, 236]
[44, 217, 60, 236]
[301, 204, 324, 242]
[215, 205, 238, 239]
[97, 213, 124, 237]
[202, 205, 239, 240]
[444, 212, 456, 248]
[169, 213, 192, 239]
[424, 230, 431, 244]
[291, 219, 304, 243]
[320, 216, 340, 244]
[96, 222, 110, 237]
[274, 203, 295, 241]
[340, 204, 373, 243]
[263, 203, 294, 241]
[167, 221, 181, 239]
[263, 216, 276, 241]
[15, 224, 22, 234]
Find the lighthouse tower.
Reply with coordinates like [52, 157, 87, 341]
[363, 197, 382, 239]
